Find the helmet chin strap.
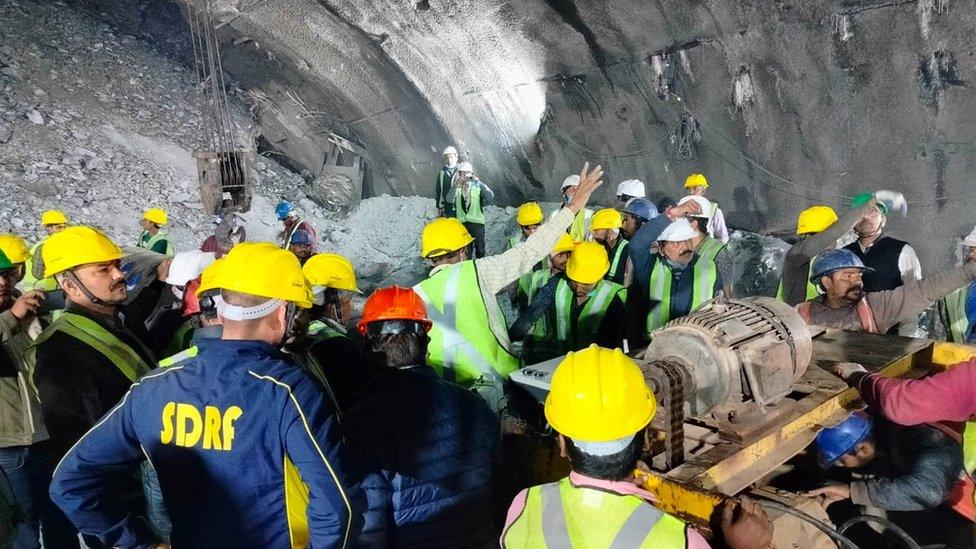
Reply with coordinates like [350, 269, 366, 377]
[65, 271, 119, 308]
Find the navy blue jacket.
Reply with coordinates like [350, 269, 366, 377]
[50, 338, 363, 548]
[344, 364, 499, 547]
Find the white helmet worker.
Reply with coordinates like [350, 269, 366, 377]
[657, 218, 698, 242]
[457, 161, 474, 174]
[561, 174, 581, 191]
[166, 250, 217, 288]
[616, 179, 646, 199]
[443, 146, 458, 156]
[963, 224, 976, 248]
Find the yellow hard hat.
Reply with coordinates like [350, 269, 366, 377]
[590, 208, 622, 231]
[545, 345, 656, 441]
[303, 253, 360, 293]
[144, 208, 168, 225]
[40, 210, 68, 226]
[566, 241, 610, 284]
[197, 242, 313, 308]
[796, 206, 839, 235]
[516, 202, 544, 226]
[0, 234, 30, 264]
[551, 233, 576, 255]
[684, 173, 708, 189]
[420, 217, 474, 259]
[41, 226, 125, 278]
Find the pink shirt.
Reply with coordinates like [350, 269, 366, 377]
[859, 358, 976, 424]
[501, 471, 711, 548]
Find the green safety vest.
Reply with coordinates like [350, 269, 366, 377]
[548, 278, 623, 354]
[570, 209, 592, 242]
[776, 260, 819, 302]
[455, 184, 485, 225]
[940, 287, 973, 343]
[502, 477, 688, 548]
[526, 269, 554, 340]
[646, 255, 719, 334]
[139, 231, 174, 256]
[22, 239, 58, 292]
[27, 312, 152, 389]
[606, 238, 629, 283]
[696, 236, 725, 263]
[414, 261, 519, 386]
[161, 319, 195, 359]
[962, 424, 976, 512]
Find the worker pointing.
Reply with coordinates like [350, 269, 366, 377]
[50, 242, 363, 547]
[414, 163, 603, 411]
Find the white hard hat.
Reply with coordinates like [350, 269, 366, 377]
[165, 250, 216, 286]
[658, 218, 698, 242]
[963, 224, 976, 248]
[616, 179, 646, 198]
[457, 161, 473, 173]
[443, 146, 458, 156]
[561, 174, 581, 190]
[678, 195, 714, 221]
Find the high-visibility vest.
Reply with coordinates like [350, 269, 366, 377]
[139, 231, 174, 256]
[571, 209, 592, 241]
[549, 278, 623, 353]
[501, 477, 688, 548]
[161, 319, 195, 359]
[308, 319, 346, 341]
[795, 298, 880, 333]
[27, 312, 152, 390]
[414, 261, 519, 386]
[959, 423, 976, 521]
[22, 239, 58, 292]
[455, 184, 485, 224]
[526, 269, 555, 340]
[940, 286, 974, 343]
[777, 260, 819, 302]
[696, 236, 725, 263]
[646, 255, 720, 333]
[606, 239, 629, 283]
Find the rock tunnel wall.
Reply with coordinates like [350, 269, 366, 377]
[64, 0, 975, 271]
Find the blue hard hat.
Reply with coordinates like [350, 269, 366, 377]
[275, 201, 295, 221]
[809, 249, 874, 285]
[815, 412, 873, 468]
[622, 198, 659, 222]
[289, 230, 313, 246]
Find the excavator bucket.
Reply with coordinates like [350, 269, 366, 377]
[194, 150, 253, 215]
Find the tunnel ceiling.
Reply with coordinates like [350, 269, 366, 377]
[68, 0, 975, 270]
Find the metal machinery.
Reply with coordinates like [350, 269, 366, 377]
[510, 296, 976, 545]
[184, 0, 253, 215]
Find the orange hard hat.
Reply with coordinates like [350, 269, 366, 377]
[357, 285, 432, 336]
[182, 278, 202, 317]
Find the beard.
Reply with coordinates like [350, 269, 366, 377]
[845, 285, 865, 301]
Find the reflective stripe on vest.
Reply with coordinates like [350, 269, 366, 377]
[22, 239, 58, 291]
[696, 236, 725, 262]
[964, 423, 976, 517]
[159, 345, 198, 368]
[503, 478, 688, 548]
[528, 270, 554, 339]
[646, 256, 718, 333]
[455, 184, 485, 224]
[29, 312, 152, 385]
[607, 239, 628, 282]
[143, 231, 174, 256]
[553, 279, 621, 350]
[777, 260, 819, 302]
[943, 287, 972, 343]
[414, 261, 519, 386]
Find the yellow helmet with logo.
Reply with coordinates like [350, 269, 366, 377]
[589, 208, 622, 231]
[420, 217, 474, 259]
[144, 208, 168, 225]
[303, 253, 360, 293]
[796, 206, 838, 235]
[0, 234, 30, 264]
[545, 345, 656, 441]
[565, 241, 609, 284]
[197, 242, 313, 308]
[684, 173, 708, 189]
[551, 234, 576, 255]
[40, 210, 68, 226]
[516, 202, 544, 226]
[42, 226, 125, 278]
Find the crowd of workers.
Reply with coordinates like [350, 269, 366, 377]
[0, 147, 970, 548]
